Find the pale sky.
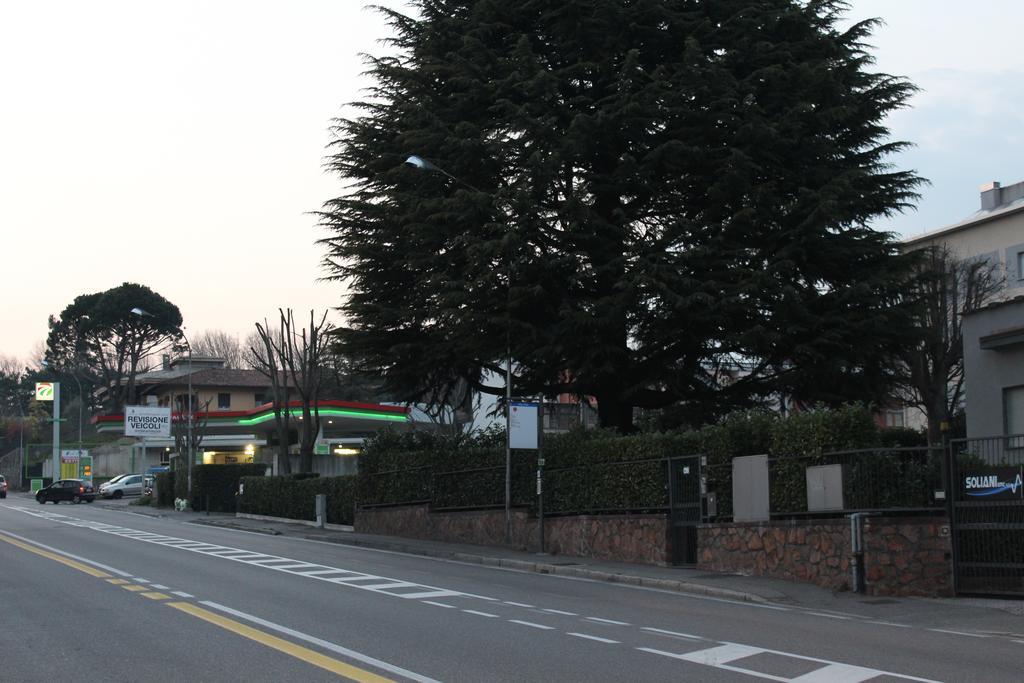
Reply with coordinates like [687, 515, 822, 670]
[1, 1, 1022, 363]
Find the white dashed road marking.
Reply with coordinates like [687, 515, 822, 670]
[1, 505, 953, 683]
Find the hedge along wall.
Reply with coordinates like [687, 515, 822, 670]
[239, 475, 356, 526]
[154, 471, 175, 507]
[358, 427, 701, 511]
[173, 464, 268, 512]
[358, 406, 924, 516]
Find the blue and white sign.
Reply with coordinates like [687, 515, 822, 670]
[964, 466, 1024, 500]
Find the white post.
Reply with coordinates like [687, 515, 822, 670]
[51, 383, 61, 481]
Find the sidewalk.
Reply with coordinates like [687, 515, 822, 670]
[91, 497, 1024, 633]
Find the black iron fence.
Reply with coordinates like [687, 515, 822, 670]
[706, 446, 944, 520]
[360, 457, 672, 515]
[358, 446, 946, 519]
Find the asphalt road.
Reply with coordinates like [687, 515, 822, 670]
[2, 498, 1021, 682]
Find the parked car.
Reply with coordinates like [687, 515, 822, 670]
[98, 474, 128, 496]
[100, 474, 144, 499]
[0, 474, 7, 498]
[36, 479, 96, 504]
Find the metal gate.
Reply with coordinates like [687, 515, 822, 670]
[949, 435, 1024, 597]
[668, 455, 704, 565]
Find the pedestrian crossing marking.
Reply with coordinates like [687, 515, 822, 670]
[9, 505, 473, 603]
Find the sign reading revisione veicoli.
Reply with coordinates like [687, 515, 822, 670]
[124, 405, 172, 437]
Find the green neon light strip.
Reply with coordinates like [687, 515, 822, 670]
[238, 408, 408, 426]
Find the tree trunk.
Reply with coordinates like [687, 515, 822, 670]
[926, 395, 948, 447]
[596, 392, 635, 433]
[298, 404, 315, 473]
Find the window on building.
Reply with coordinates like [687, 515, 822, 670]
[254, 392, 267, 406]
[1005, 385, 1024, 448]
[1017, 251, 1024, 280]
[218, 393, 231, 410]
[883, 409, 905, 428]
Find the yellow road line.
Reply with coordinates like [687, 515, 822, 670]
[141, 592, 171, 600]
[0, 531, 397, 682]
[0, 531, 110, 578]
[166, 602, 395, 683]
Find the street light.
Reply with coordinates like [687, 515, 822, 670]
[404, 154, 515, 543]
[132, 308, 194, 502]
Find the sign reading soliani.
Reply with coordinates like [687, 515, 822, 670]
[964, 466, 1024, 500]
[124, 405, 172, 437]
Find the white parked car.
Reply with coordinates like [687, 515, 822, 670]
[100, 474, 144, 499]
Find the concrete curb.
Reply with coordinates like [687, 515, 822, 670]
[236, 512, 354, 532]
[311, 535, 770, 603]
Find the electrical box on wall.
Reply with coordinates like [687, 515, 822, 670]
[806, 464, 844, 512]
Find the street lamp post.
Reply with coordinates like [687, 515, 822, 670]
[179, 332, 194, 502]
[405, 155, 515, 543]
[70, 367, 84, 452]
[17, 393, 25, 489]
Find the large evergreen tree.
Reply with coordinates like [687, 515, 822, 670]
[320, 0, 922, 431]
[46, 283, 183, 411]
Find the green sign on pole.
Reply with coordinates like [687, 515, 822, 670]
[79, 454, 93, 483]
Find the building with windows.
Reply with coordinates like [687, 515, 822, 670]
[903, 179, 1024, 298]
[900, 179, 1024, 437]
[963, 296, 1024, 439]
[92, 355, 424, 475]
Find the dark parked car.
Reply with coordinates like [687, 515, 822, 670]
[0, 474, 7, 499]
[36, 479, 96, 504]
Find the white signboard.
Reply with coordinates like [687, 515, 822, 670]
[35, 382, 54, 401]
[61, 449, 84, 463]
[125, 405, 172, 437]
[509, 402, 539, 450]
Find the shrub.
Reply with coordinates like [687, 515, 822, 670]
[154, 471, 175, 508]
[190, 464, 268, 512]
[238, 474, 355, 525]
[356, 404, 896, 516]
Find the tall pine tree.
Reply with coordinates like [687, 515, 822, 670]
[320, 0, 922, 431]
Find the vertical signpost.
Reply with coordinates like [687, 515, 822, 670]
[60, 450, 81, 480]
[36, 382, 59, 482]
[509, 401, 543, 552]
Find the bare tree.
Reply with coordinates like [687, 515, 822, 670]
[249, 311, 332, 473]
[172, 396, 212, 491]
[241, 329, 269, 370]
[280, 310, 332, 473]
[897, 246, 1006, 444]
[191, 330, 245, 369]
[0, 354, 23, 418]
[250, 321, 293, 475]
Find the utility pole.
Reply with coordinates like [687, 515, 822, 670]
[51, 382, 61, 481]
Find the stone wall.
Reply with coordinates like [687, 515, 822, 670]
[698, 516, 952, 597]
[356, 505, 669, 565]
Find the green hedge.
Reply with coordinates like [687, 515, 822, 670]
[175, 464, 268, 512]
[238, 474, 356, 525]
[358, 405, 926, 516]
[154, 471, 175, 507]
